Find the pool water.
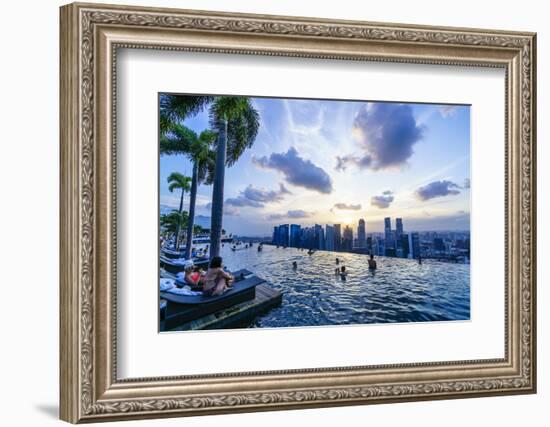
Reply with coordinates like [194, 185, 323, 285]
[219, 244, 470, 328]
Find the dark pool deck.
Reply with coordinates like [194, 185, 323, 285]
[161, 283, 282, 331]
[160, 268, 283, 332]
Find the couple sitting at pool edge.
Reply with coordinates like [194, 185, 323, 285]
[177, 256, 234, 297]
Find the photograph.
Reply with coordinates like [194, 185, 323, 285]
[158, 94, 471, 332]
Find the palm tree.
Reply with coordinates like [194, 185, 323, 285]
[167, 172, 191, 250]
[160, 94, 260, 259]
[160, 95, 214, 134]
[208, 97, 260, 258]
[161, 124, 216, 259]
[160, 210, 189, 237]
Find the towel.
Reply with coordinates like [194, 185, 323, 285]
[160, 278, 175, 291]
[166, 286, 202, 296]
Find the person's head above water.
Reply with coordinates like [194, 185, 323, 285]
[341, 266, 346, 272]
[370, 254, 374, 260]
[209, 256, 223, 269]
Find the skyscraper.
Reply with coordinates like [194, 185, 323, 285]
[357, 219, 366, 248]
[334, 224, 342, 252]
[314, 224, 325, 250]
[342, 225, 353, 252]
[325, 225, 335, 251]
[396, 218, 403, 240]
[280, 224, 289, 247]
[289, 224, 301, 248]
[384, 217, 394, 253]
[410, 232, 421, 259]
[395, 218, 404, 256]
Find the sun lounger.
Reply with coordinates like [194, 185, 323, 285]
[161, 274, 265, 329]
[161, 248, 186, 259]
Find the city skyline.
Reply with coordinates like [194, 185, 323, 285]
[160, 97, 470, 236]
[271, 216, 470, 263]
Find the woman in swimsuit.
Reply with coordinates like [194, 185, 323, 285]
[202, 256, 234, 296]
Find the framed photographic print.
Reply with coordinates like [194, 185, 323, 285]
[60, 2, 537, 423]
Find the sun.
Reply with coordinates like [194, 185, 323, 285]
[340, 217, 353, 225]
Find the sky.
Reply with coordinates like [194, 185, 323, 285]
[160, 96, 470, 237]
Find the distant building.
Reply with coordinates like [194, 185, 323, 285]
[396, 218, 404, 240]
[334, 224, 342, 252]
[395, 217, 404, 253]
[367, 236, 373, 254]
[342, 225, 353, 251]
[375, 237, 385, 256]
[357, 219, 366, 248]
[314, 224, 325, 250]
[409, 232, 421, 259]
[384, 217, 394, 250]
[325, 225, 335, 251]
[433, 237, 445, 252]
[279, 224, 290, 247]
[401, 234, 410, 258]
[289, 224, 301, 248]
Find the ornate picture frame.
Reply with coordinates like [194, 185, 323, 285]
[60, 2, 536, 423]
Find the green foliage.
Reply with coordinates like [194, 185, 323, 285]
[159, 95, 214, 133]
[167, 172, 191, 193]
[160, 210, 189, 234]
[209, 96, 260, 167]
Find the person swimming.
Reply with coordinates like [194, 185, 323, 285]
[335, 258, 340, 265]
[339, 265, 348, 280]
[292, 261, 298, 269]
[368, 254, 377, 270]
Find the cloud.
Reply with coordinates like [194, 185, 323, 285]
[333, 203, 362, 211]
[370, 190, 395, 209]
[288, 209, 312, 218]
[204, 202, 240, 216]
[439, 105, 459, 118]
[415, 180, 462, 201]
[225, 183, 290, 208]
[267, 210, 314, 221]
[253, 147, 333, 194]
[335, 103, 424, 171]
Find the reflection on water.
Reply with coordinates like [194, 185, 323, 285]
[220, 244, 470, 328]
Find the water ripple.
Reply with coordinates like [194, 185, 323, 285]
[219, 245, 470, 328]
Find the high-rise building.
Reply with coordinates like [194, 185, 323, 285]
[314, 224, 325, 250]
[433, 237, 445, 252]
[334, 224, 342, 251]
[396, 218, 403, 240]
[401, 234, 410, 258]
[342, 225, 353, 252]
[289, 224, 301, 248]
[325, 225, 335, 251]
[395, 218, 404, 255]
[384, 217, 394, 250]
[272, 226, 278, 245]
[357, 219, 366, 248]
[280, 224, 289, 247]
[410, 232, 420, 259]
[367, 236, 373, 254]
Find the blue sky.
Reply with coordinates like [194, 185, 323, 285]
[160, 96, 470, 236]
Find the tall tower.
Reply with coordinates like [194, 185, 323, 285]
[357, 219, 366, 248]
[396, 218, 403, 240]
[342, 225, 353, 252]
[334, 224, 342, 252]
[384, 217, 392, 248]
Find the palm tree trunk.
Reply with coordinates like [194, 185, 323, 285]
[174, 188, 184, 250]
[210, 119, 228, 258]
[185, 161, 199, 260]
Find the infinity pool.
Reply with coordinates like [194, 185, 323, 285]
[219, 244, 470, 328]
